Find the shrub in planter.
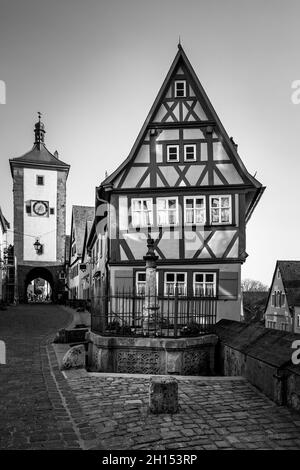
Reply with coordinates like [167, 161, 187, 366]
[180, 322, 202, 336]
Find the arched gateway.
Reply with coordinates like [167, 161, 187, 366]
[25, 267, 54, 303]
[9, 115, 70, 303]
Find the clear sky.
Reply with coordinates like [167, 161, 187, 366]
[0, 0, 299, 286]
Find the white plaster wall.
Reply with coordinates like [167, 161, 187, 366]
[23, 168, 57, 262]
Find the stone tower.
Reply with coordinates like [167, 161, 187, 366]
[9, 115, 70, 302]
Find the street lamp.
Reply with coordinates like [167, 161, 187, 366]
[33, 238, 43, 254]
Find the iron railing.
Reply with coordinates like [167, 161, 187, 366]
[91, 290, 217, 337]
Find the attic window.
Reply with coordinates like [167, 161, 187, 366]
[36, 175, 44, 186]
[175, 80, 186, 97]
[167, 145, 179, 162]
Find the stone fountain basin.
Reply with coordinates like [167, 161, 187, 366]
[87, 331, 218, 376]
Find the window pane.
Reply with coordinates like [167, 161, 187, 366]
[195, 274, 203, 282]
[211, 208, 219, 223]
[166, 273, 175, 282]
[221, 208, 230, 223]
[157, 199, 166, 210]
[195, 198, 204, 208]
[206, 274, 214, 282]
[168, 212, 176, 225]
[157, 211, 167, 225]
[186, 199, 194, 209]
[186, 209, 194, 224]
[177, 274, 185, 282]
[168, 199, 177, 209]
[132, 213, 140, 226]
[221, 197, 230, 208]
[133, 200, 140, 210]
[211, 198, 219, 208]
[195, 210, 205, 224]
[138, 273, 146, 282]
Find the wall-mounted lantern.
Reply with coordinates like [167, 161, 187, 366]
[33, 238, 43, 255]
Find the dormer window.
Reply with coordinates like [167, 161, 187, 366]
[167, 145, 179, 162]
[175, 80, 186, 97]
[36, 175, 44, 186]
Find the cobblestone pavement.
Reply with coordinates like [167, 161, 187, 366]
[1, 304, 300, 450]
[0, 304, 99, 450]
[65, 370, 300, 450]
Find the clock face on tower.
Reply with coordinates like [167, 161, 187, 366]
[32, 200, 49, 216]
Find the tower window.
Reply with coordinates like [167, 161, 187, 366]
[36, 175, 44, 186]
[175, 80, 186, 97]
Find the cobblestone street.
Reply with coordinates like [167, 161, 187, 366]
[65, 371, 300, 450]
[0, 304, 98, 450]
[0, 304, 300, 450]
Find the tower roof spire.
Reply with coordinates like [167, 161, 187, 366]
[34, 112, 46, 148]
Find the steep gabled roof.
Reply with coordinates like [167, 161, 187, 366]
[266, 260, 300, 312]
[101, 45, 263, 197]
[10, 144, 69, 168]
[279, 261, 300, 308]
[71, 205, 94, 258]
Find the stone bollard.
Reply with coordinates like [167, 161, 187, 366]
[149, 376, 178, 414]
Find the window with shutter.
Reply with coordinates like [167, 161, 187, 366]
[218, 272, 238, 300]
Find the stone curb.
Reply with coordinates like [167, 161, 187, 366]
[38, 307, 104, 450]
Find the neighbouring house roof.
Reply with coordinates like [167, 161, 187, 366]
[71, 205, 94, 258]
[265, 260, 300, 313]
[0, 206, 10, 233]
[214, 319, 300, 369]
[278, 261, 300, 308]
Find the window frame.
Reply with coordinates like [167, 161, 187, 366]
[184, 196, 206, 226]
[36, 175, 44, 186]
[184, 144, 197, 162]
[131, 198, 153, 228]
[174, 80, 186, 98]
[209, 195, 232, 225]
[156, 196, 179, 226]
[193, 272, 217, 297]
[164, 272, 187, 296]
[135, 271, 159, 296]
[166, 145, 179, 162]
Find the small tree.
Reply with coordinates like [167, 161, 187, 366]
[241, 279, 269, 323]
[241, 278, 269, 292]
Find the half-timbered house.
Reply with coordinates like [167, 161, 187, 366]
[94, 45, 264, 322]
[67, 205, 94, 299]
[265, 261, 300, 333]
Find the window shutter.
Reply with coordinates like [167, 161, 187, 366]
[25, 202, 31, 214]
[218, 271, 238, 300]
[115, 270, 133, 292]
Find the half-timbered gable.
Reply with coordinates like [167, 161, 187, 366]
[96, 45, 264, 321]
